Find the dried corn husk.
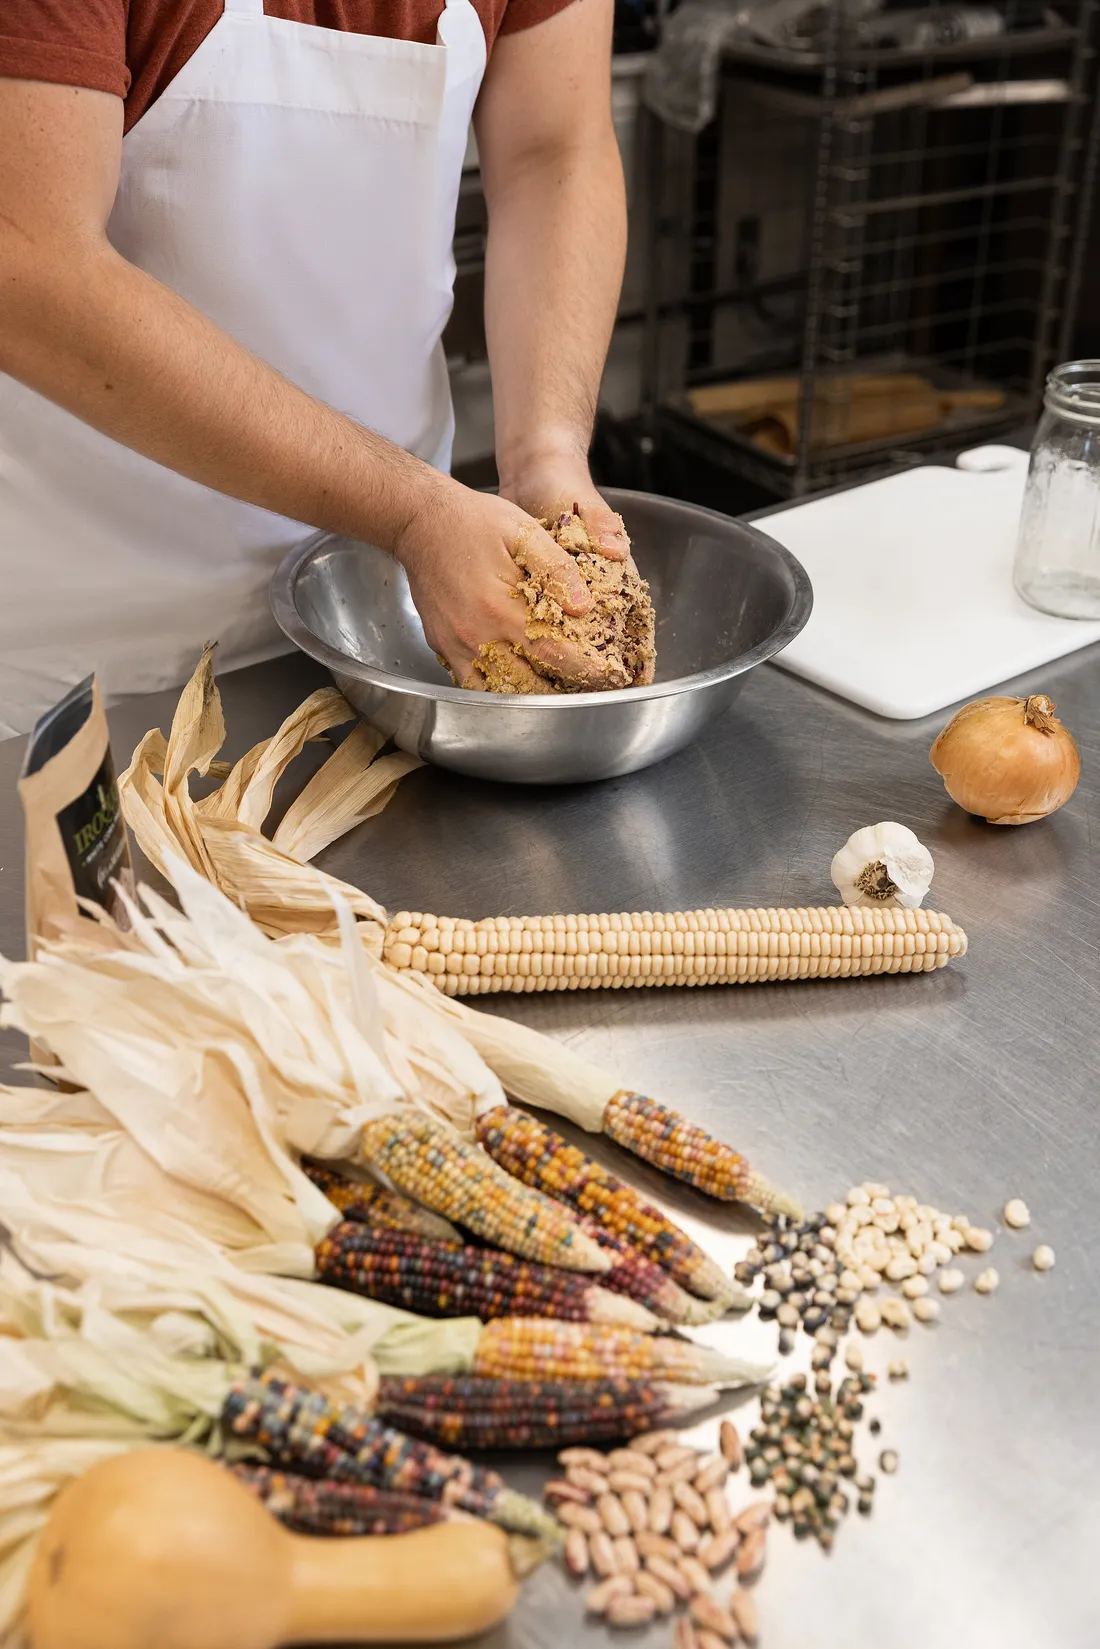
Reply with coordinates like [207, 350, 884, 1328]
[117, 645, 421, 944]
[115, 659, 648, 1133]
[393, 967, 617, 1131]
[113, 657, 786, 1174]
[0, 1258, 481, 1649]
[0, 1203, 473, 1649]
[201, 683, 352, 831]
[271, 723, 422, 862]
[0, 1269, 236, 1434]
[0, 1102, 315, 1277]
[3, 873, 621, 1481]
[0, 1217, 372, 1641]
[0, 1176, 482, 1402]
[0, 1094, 496, 1646]
[0, 1256, 347, 1649]
[0, 1198, 353, 1406]
[0, 917, 347, 1259]
[0, 864, 476, 1186]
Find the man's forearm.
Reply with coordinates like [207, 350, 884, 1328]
[0, 236, 449, 550]
[481, 124, 627, 491]
[0, 75, 608, 690]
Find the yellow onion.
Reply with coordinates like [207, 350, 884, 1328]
[929, 694, 1080, 825]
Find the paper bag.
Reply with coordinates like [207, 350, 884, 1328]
[18, 675, 134, 954]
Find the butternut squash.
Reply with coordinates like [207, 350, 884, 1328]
[27, 1449, 544, 1649]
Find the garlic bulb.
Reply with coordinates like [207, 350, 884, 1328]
[830, 822, 935, 910]
[930, 694, 1080, 825]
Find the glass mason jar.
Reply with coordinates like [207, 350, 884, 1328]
[1014, 361, 1100, 619]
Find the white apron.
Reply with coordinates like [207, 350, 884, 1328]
[0, 0, 486, 737]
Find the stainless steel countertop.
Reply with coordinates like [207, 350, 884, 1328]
[1, 636, 1098, 1649]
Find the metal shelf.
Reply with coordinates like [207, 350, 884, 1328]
[713, 22, 1084, 75]
[639, 0, 1100, 499]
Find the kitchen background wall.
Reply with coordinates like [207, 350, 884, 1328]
[450, 1, 1099, 511]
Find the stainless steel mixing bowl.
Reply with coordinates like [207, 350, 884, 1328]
[269, 489, 812, 784]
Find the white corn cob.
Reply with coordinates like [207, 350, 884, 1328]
[382, 906, 968, 996]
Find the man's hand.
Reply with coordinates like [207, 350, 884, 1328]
[0, 80, 497, 581]
[501, 456, 629, 563]
[0, 79, 626, 700]
[394, 483, 624, 689]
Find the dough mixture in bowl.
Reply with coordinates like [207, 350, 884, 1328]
[462, 508, 656, 694]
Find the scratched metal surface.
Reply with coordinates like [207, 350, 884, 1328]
[1, 638, 1098, 1649]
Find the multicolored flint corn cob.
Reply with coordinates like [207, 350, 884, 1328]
[471, 1318, 768, 1388]
[315, 1220, 657, 1330]
[602, 1091, 801, 1217]
[376, 1374, 719, 1451]
[303, 1158, 459, 1241]
[223, 1372, 559, 1542]
[230, 1462, 453, 1536]
[475, 1105, 736, 1302]
[359, 1112, 609, 1275]
[581, 1220, 734, 1328]
[382, 905, 968, 993]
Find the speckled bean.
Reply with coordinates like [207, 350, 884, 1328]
[598, 1494, 630, 1538]
[611, 1535, 640, 1575]
[635, 1531, 681, 1563]
[704, 1487, 731, 1534]
[564, 1529, 589, 1577]
[678, 1555, 713, 1597]
[608, 1471, 654, 1496]
[693, 1456, 729, 1494]
[608, 1449, 658, 1479]
[566, 1465, 610, 1496]
[634, 1570, 676, 1615]
[561, 1448, 609, 1471]
[737, 1527, 767, 1584]
[585, 1575, 632, 1614]
[731, 1588, 760, 1645]
[734, 1501, 772, 1535]
[605, 1593, 656, 1628]
[589, 1530, 618, 1578]
[689, 1595, 737, 1640]
[671, 1510, 701, 1553]
[544, 1480, 591, 1506]
[647, 1486, 673, 1535]
[558, 1503, 602, 1535]
[644, 1554, 692, 1602]
[658, 1456, 703, 1489]
[622, 1489, 650, 1534]
[718, 1421, 742, 1470]
[696, 1631, 731, 1649]
[699, 1529, 740, 1573]
[656, 1445, 698, 1473]
[632, 1430, 679, 1456]
[672, 1481, 710, 1527]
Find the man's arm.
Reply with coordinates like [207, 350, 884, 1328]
[474, 0, 629, 555]
[0, 79, 596, 685]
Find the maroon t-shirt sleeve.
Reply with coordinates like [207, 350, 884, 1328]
[0, 0, 580, 131]
[0, 0, 130, 98]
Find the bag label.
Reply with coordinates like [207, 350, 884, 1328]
[55, 753, 135, 921]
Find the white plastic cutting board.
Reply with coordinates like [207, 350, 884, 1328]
[764, 446, 1100, 719]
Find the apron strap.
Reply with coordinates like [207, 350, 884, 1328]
[223, 0, 266, 14]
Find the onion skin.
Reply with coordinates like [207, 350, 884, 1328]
[929, 694, 1081, 825]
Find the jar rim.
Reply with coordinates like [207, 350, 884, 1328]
[1045, 361, 1100, 425]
